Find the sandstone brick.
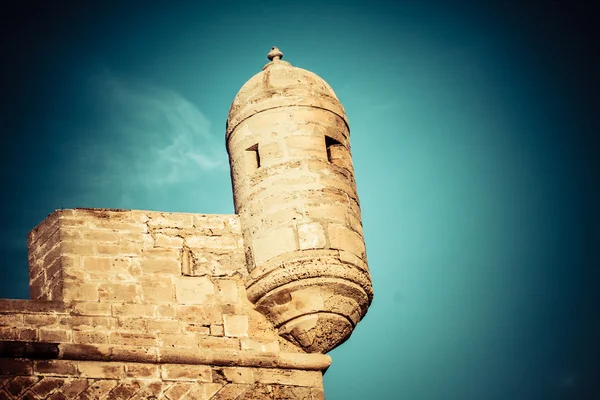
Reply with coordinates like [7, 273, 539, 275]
[147, 213, 194, 228]
[159, 333, 197, 348]
[255, 368, 292, 385]
[76, 377, 118, 397]
[139, 255, 180, 275]
[78, 361, 125, 379]
[73, 330, 109, 344]
[291, 370, 324, 388]
[81, 230, 120, 242]
[222, 367, 254, 384]
[223, 314, 248, 338]
[216, 279, 239, 304]
[56, 378, 90, 398]
[98, 283, 141, 303]
[116, 317, 147, 331]
[110, 332, 156, 347]
[23, 314, 57, 327]
[147, 319, 180, 333]
[252, 227, 297, 265]
[185, 235, 239, 250]
[174, 276, 215, 304]
[60, 242, 95, 256]
[18, 328, 38, 341]
[197, 336, 240, 350]
[210, 324, 224, 337]
[0, 358, 32, 376]
[96, 242, 140, 257]
[59, 316, 112, 330]
[153, 234, 184, 248]
[328, 223, 365, 256]
[193, 215, 227, 230]
[241, 338, 279, 353]
[3, 375, 40, 397]
[208, 382, 248, 398]
[30, 376, 64, 397]
[156, 304, 176, 318]
[273, 385, 314, 399]
[161, 364, 211, 382]
[107, 381, 141, 399]
[63, 282, 98, 302]
[112, 303, 156, 317]
[163, 382, 194, 400]
[125, 363, 159, 379]
[0, 314, 24, 327]
[39, 329, 71, 343]
[184, 324, 210, 335]
[0, 327, 18, 340]
[298, 222, 327, 250]
[176, 305, 222, 325]
[140, 276, 175, 303]
[71, 302, 112, 316]
[182, 383, 222, 399]
[33, 360, 77, 376]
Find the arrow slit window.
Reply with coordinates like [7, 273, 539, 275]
[245, 144, 260, 172]
[325, 136, 345, 166]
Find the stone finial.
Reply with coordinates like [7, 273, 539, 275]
[267, 46, 283, 62]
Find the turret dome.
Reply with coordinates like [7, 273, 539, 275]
[226, 47, 348, 140]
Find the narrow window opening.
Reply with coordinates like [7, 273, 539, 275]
[325, 136, 344, 164]
[245, 144, 260, 173]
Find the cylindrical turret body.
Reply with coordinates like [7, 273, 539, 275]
[226, 47, 373, 353]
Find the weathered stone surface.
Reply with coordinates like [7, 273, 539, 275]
[0, 47, 373, 399]
[227, 47, 373, 354]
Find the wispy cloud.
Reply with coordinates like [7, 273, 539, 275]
[79, 72, 227, 193]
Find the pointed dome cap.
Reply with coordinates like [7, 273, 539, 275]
[226, 47, 349, 140]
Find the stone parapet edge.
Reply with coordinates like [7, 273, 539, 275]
[0, 341, 331, 371]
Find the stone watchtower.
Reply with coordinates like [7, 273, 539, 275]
[0, 48, 373, 399]
[227, 47, 372, 354]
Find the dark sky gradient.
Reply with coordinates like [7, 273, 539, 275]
[1, 1, 599, 399]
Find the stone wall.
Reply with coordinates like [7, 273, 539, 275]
[0, 209, 329, 399]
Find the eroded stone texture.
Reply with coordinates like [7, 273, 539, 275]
[227, 47, 373, 353]
[0, 47, 373, 399]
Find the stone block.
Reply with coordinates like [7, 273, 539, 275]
[147, 319, 180, 333]
[210, 324, 224, 337]
[161, 364, 211, 382]
[78, 361, 125, 379]
[112, 303, 156, 317]
[328, 224, 366, 259]
[125, 363, 160, 379]
[139, 255, 180, 275]
[252, 227, 297, 265]
[0, 358, 32, 376]
[222, 367, 254, 384]
[159, 333, 197, 348]
[71, 301, 112, 316]
[62, 282, 99, 302]
[109, 332, 157, 347]
[22, 315, 57, 328]
[223, 314, 248, 338]
[153, 234, 185, 248]
[39, 329, 71, 342]
[298, 222, 327, 250]
[33, 360, 77, 376]
[216, 279, 239, 304]
[174, 276, 215, 304]
[140, 276, 176, 304]
[98, 283, 141, 303]
[73, 330, 109, 344]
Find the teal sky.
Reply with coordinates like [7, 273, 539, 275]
[1, 1, 598, 398]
